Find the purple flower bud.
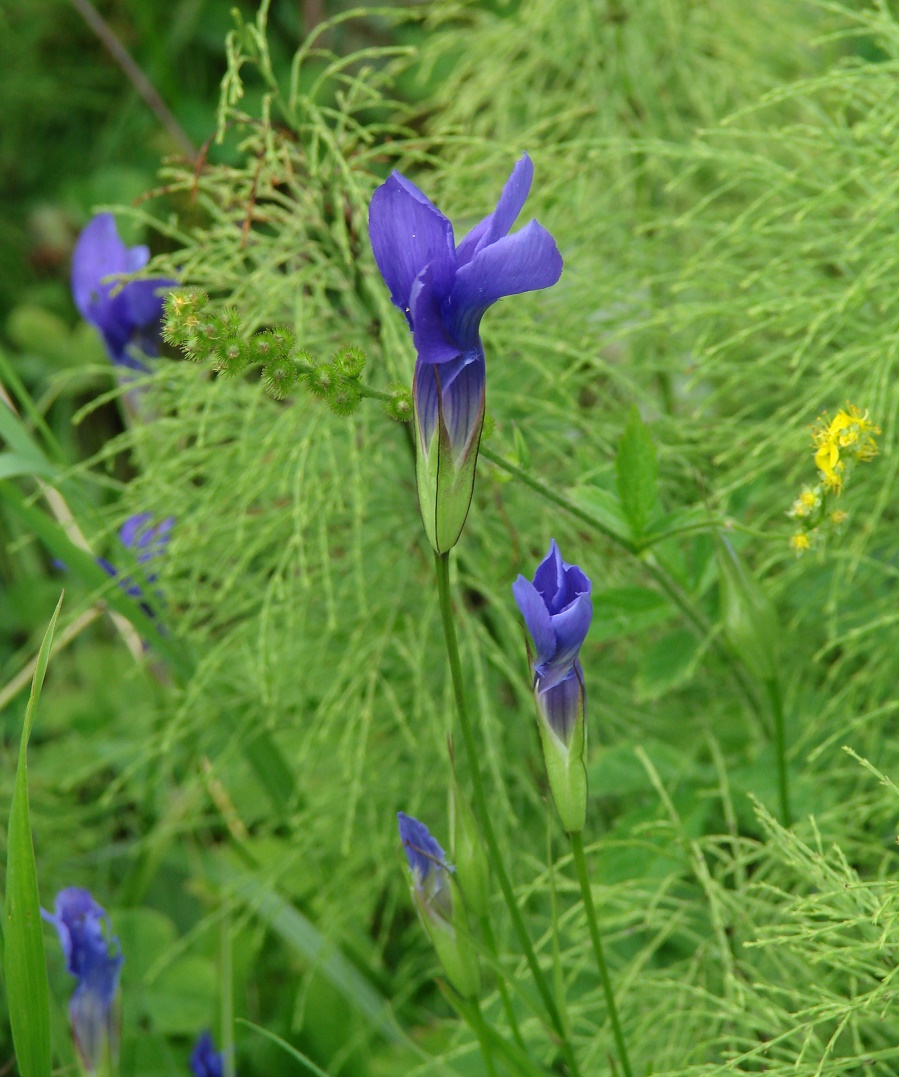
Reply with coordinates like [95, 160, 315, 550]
[513, 541, 592, 832]
[512, 539, 592, 742]
[42, 888, 123, 1074]
[398, 812, 452, 922]
[190, 1030, 226, 1077]
[71, 213, 175, 371]
[369, 156, 563, 552]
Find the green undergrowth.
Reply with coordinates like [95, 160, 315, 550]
[5, 0, 899, 1073]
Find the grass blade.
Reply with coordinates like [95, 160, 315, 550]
[4, 593, 63, 1077]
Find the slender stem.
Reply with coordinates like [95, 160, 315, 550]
[568, 832, 633, 1077]
[65, 0, 197, 161]
[480, 913, 527, 1052]
[766, 676, 792, 827]
[468, 999, 499, 1077]
[435, 552, 581, 1077]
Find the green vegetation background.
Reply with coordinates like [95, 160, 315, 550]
[3, 0, 899, 1074]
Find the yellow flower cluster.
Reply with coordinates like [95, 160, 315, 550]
[811, 404, 880, 494]
[787, 403, 880, 556]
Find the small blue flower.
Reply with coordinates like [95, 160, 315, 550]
[398, 811, 452, 921]
[98, 513, 174, 616]
[369, 156, 563, 552]
[72, 213, 174, 371]
[42, 888, 124, 1074]
[190, 1030, 226, 1077]
[397, 812, 480, 996]
[513, 541, 592, 832]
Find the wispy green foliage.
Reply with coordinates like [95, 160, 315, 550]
[8, 0, 899, 1073]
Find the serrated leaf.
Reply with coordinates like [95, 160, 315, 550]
[4, 594, 63, 1077]
[615, 405, 658, 542]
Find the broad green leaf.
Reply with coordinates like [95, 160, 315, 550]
[635, 628, 702, 701]
[615, 405, 658, 542]
[4, 594, 62, 1077]
[0, 403, 58, 483]
[568, 483, 632, 545]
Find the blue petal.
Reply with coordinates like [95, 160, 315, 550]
[436, 351, 485, 463]
[70, 985, 112, 1073]
[398, 812, 446, 885]
[123, 278, 172, 331]
[512, 575, 556, 669]
[369, 172, 456, 325]
[455, 154, 534, 266]
[71, 215, 129, 322]
[412, 360, 440, 450]
[447, 220, 563, 350]
[410, 263, 462, 366]
[190, 1031, 225, 1077]
[537, 662, 584, 743]
[541, 591, 592, 690]
[532, 539, 565, 607]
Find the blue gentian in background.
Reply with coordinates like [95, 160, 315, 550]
[72, 213, 174, 372]
[99, 513, 174, 617]
[369, 155, 563, 553]
[42, 888, 124, 1074]
[190, 1030, 226, 1077]
[397, 812, 478, 996]
[512, 540, 592, 832]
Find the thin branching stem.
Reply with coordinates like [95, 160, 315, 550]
[435, 552, 581, 1077]
[568, 831, 634, 1077]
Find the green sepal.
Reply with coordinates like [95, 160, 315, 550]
[715, 533, 779, 682]
[413, 884, 480, 999]
[414, 401, 484, 554]
[536, 684, 588, 834]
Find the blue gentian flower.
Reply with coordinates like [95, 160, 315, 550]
[512, 540, 592, 832]
[369, 155, 563, 552]
[397, 812, 479, 996]
[72, 213, 174, 372]
[190, 1030, 226, 1077]
[42, 888, 124, 1074]
[98, 513, 174, 617]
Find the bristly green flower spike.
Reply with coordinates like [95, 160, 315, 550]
[513, 540, 592, 834]
[397, 812, 479, 997]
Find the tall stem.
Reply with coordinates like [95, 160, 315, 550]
[480, 913, 527, 1052]
[467, 999, 499, 1077]
[435, 552, 581, 1077]
[568, 832, 633, 1077]
[766, 676, 792, 827]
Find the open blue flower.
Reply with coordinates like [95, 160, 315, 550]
[190, 1030, 226, 1077]
[72, 213, 174, 371]
[369, 155, 563, 552]
[513, 541, 592, 831]
[42, 888, 124, 1074]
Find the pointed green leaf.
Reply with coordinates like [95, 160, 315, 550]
[4, 594, 63, 1077]
[615, 405, 658, 542]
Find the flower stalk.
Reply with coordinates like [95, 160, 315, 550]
[434, 552, 581, 1077]
[568, 832, 633, 1077]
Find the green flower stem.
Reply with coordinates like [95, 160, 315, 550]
[479, 445, 764, 725]
[452, 994, 554, 1077]
[480, 912, 527, 1052]
[766, 676, 792, 827]
[435, 552, 581, 1077]
[567, 831, 633, 1077]
[468, 998, 499, 1077]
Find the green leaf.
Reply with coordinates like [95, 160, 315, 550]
[568, 484, 633, 546]
[4, 593, 62, 1077]
[615, 405, 658, 542]
[0, 403, 59, 483]
[591, 586, 675, 641]
[635, 628, 703, 701]
[715, 533, 779, 682]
